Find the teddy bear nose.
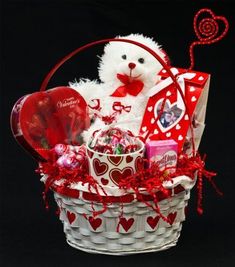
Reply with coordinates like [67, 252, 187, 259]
[128, 62, 136, 69]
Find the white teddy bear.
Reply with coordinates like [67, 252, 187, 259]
[70, 34, 168, 141]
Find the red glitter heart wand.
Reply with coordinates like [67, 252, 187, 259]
[188, 8, 229, 70]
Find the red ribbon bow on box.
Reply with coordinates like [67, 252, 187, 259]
[111, 74, 144, 97]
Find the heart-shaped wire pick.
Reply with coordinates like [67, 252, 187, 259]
[189, 8, 229, 70]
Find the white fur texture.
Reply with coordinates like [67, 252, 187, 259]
[70, 34, 167, 141]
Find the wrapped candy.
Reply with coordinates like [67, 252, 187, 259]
[88, 127, 141, 155]
[54, 144, 70, 155]
[54, 144, 87, 170]
[62, 153, 80, 169]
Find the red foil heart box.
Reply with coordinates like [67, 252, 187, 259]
[10, 87, 89, 161]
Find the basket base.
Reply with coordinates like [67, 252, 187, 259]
[54, 183, 191, 255]
[66, 234, 179, 255]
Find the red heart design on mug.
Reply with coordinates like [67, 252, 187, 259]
[108, 155, 123, 166]
[67, 211, 76, 224]
[93, 158, 108, 176]
[167, 212, 177, 225]
[10, 87, 89, 161]
[135, 156, 144, 171]
[109, 167, 133, 185]
[126, 155, 133, 163]
[88, 216, 102, 231]
[147, 215, 160, 229]
[101, 177, 109, 185]
[119, 217, 134, 232]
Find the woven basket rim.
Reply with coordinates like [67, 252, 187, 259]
[51, 175, 196, 203]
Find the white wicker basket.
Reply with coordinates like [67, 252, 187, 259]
[53, 175, 196, 255]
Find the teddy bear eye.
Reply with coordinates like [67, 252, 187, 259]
[122, 54, 127, 60]
[138, 58, 145, 64]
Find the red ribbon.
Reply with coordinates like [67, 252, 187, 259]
[88, 99, 101, 111]
[111, 74, 144, 97]
[112, 101, 131, 113]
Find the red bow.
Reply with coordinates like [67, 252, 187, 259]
[112, 102, 131, 113]
[111, 74, 144, 97]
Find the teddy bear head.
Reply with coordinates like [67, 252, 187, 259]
[98, 34, 169, 95]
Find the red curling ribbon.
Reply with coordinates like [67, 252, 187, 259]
[93, 111, 117, 125]
[101, 115, 117, 125]
[110, 74, 144, 97]
[112, 101, 132, 113]
[93, 102, 132, 125]
[188, 8, 229, 70]
[88, 99, 101, 111]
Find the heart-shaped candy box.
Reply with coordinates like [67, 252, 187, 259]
[10, 87, 89, 161]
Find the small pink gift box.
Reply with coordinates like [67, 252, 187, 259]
[146, 139, 178, 171]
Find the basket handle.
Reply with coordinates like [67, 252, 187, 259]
[40, 38, 183, 95]
[39, 38, 195, 153]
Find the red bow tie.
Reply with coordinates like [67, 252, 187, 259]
[110, 74, 144, 97]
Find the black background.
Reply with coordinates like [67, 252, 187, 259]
[1, 0, 235, 266]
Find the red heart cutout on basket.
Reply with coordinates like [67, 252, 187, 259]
[10, 87, 89, 161]
[93, 158, 108, 176]
[88, 217, 102, 231]
[109, 167, 133, 185]
[119, 217, 134, 232]
[126, 155, 133, 163]
[67, 211, 76, 224]
[194, 8, 229, 43]
[147, 215, 160, 229]
[108, 155, 123, 166]
[167, 212, 177, 225]
[101, 177, 109, 186]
